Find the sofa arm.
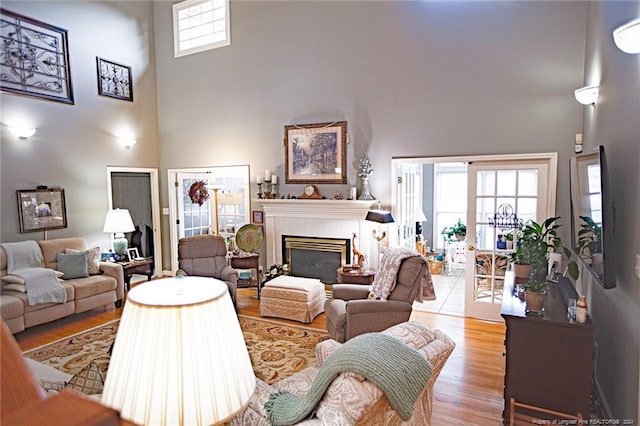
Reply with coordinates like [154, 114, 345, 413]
[100, 262, 125, 302]
[331, 284, 370, 301]
[221, 265, 239, 284]
[315, 339, 341, 367]
[232, 379, 286, 426]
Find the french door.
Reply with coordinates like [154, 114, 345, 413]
[465, 158, 555, 321]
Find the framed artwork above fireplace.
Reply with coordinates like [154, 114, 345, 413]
[284, 121, 347, 184]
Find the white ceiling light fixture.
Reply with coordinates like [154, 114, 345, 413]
[574, 85, 599, 106]
[9, 125, 36, 139]
[613, 19, 640, 54]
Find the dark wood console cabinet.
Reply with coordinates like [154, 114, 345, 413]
[501, 274, 593, 421]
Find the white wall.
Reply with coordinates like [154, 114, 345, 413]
[578, 1, 640, 420]
[0, 1, 159, 250]
[152, 0, 588, 266]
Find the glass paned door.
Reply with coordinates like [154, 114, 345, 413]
[177, 173, 212, 238]
[465, 160, 551, 321]
[395, 162, 422, 249]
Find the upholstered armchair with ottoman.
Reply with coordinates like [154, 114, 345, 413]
[325, 252, 430, 343]
[232, 321, 455, 425]
[176, 234, 239, 306]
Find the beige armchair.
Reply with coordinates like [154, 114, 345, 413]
[232, 321, 455, 425]
[176, 234, 238, 306]
[325, 256, 427, 343]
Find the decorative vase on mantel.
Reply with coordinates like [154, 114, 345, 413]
[357, 154, 375, 200]
[359, 175, 374, 200]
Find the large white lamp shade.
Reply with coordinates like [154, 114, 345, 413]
[101, 277, 256, 425]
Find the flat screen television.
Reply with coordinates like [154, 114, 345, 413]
[569, 145, 615, 289]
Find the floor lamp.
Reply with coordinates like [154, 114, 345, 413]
[365, 208, 395, 269]
[207, 184, 225, 234]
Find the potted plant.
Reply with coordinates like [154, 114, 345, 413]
[441, 219, 466, 243]
[522, 278, 548, 312]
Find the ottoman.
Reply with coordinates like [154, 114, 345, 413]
[260, 276, 326, 323]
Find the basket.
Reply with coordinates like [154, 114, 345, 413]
[428, 260, 444, 275]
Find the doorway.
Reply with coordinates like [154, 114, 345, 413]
[167, 165, 251, 273]
[392, 153, 558, 321]
[106, 167, 162, 276]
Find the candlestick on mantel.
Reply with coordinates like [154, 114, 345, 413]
[272, 175, 278, 184]
[265, 169, 272, 181]
[256, 175, 263, 184]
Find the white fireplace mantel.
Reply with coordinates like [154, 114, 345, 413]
[254, 199, 377, 267]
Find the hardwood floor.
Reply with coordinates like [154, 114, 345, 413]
[14, 286, 507, 425]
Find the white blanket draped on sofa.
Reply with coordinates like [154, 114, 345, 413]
[1, 241, 67, 306]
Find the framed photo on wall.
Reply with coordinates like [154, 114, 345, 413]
[284, 121, 347, 184]
[96, 57, 133, 101]
[17, 188, 67, 233]
[0, 9, 74, 104]
[252, 210, 263, 224]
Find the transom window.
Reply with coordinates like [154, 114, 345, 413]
[173, 0, 230, 58]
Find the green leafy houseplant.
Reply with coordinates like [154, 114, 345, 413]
[512, 217, 579, 281]
[441, 219, 466, 243]
[522, 278, 549, 294]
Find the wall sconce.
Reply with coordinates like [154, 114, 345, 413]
[613, 19, 640, 54]
[9, 125, 36, 139]
[117, 137, 137, 148]
[574, 85, 599, 106]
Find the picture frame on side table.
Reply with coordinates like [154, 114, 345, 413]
[96, 57, 133, 101]
[17, 188, 67, 233]
[127, 247, 140, 261]
[284, 121, 347, 184]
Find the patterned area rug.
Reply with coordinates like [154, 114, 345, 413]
[24, 315, 329, 385]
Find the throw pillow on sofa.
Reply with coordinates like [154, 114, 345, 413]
[65, 247, 101, 275]
[57, 252, 89, 279]
[2, 271, 66, 293]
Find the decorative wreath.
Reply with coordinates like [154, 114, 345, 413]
[188, 180, 210, 206]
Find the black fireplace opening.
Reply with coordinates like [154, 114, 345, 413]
[282, 235, 350, 284]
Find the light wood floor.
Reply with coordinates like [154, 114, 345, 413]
[14, 286, 507, 425]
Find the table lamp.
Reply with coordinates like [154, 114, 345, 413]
[103, 208, 135, 256]
[365, 207, 395, 267]
[415, 209, 428, 242]
[101, 277, 256, 425]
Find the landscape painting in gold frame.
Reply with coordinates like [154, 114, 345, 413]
[284, 121, 347, 184]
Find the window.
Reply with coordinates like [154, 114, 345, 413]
[433, 162, 468, 249]
[173, 0, 230, 58]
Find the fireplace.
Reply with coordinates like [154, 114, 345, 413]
[283, 235, 350, 283]
[257, 199, 377, 269]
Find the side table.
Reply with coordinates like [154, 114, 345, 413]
[119, 258, 153, 292]
[336, 267, 375, 285]
[230, 253, 260, 287]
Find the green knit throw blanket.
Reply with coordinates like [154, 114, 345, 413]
[264, 333, 433, 426]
